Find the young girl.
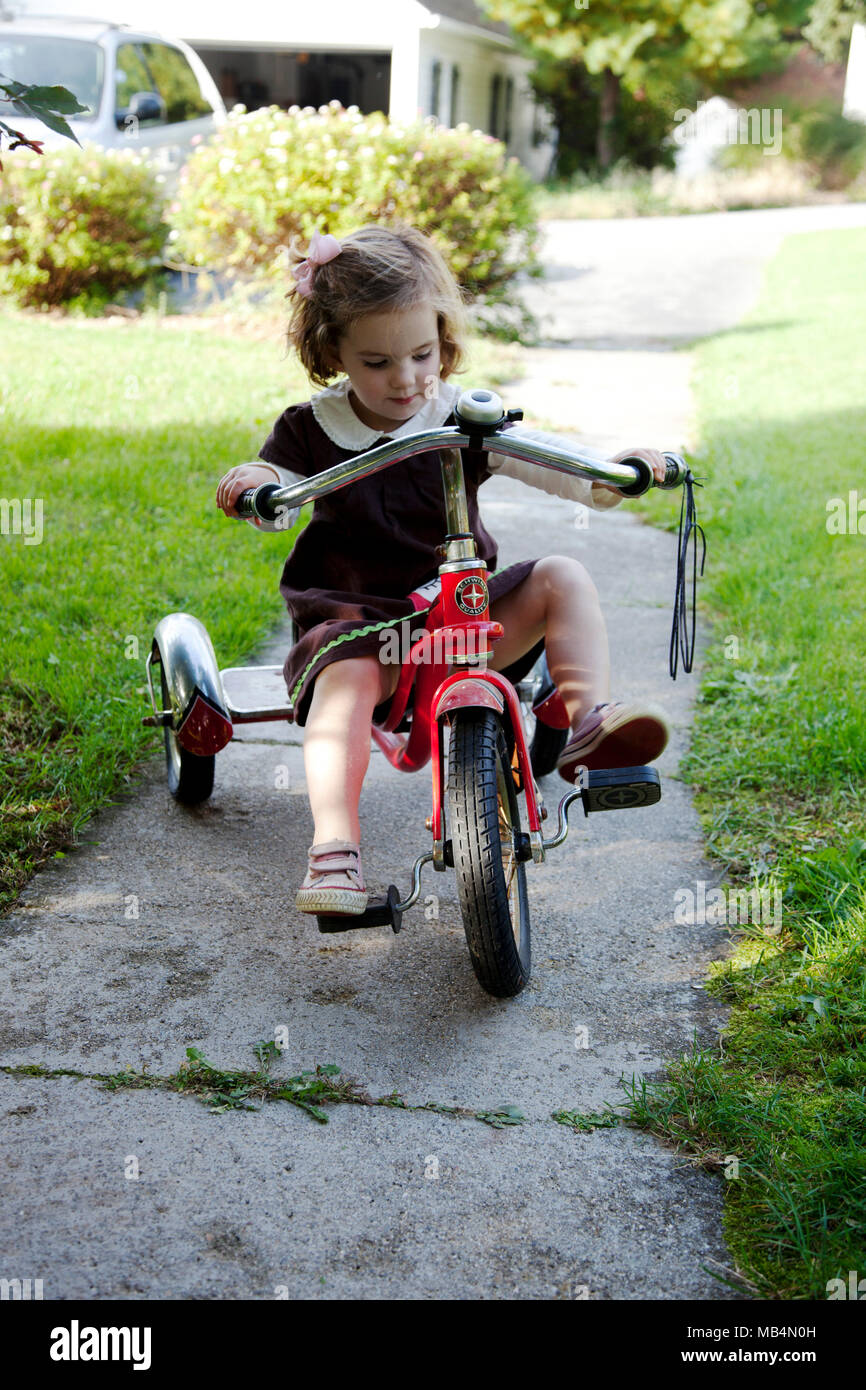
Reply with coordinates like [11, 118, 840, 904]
[216, 223, 670, 916]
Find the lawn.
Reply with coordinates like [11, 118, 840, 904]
[625, 228, 866, 1299]
[0, 309, 521, 911]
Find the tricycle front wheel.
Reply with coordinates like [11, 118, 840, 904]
[447, 708, 531, 998]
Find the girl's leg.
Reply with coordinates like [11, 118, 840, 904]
[302, 655, 400, 842]
[488, 556, 609, 731]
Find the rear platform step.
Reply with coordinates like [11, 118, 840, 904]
[578, 765, 661, 814]
[317, 885, 403, 934]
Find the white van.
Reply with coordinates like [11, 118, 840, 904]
[0, 13, 226, 185]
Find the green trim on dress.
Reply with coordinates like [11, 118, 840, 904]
[290, 607, 434, 706]
[289, 566, 507, 706]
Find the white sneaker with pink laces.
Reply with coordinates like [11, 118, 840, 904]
[295, 840, 368, 915]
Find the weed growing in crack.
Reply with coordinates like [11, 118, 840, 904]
[2, 1044, 527, 1129]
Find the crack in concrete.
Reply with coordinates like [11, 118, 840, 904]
[1, 1057, 622, 1134]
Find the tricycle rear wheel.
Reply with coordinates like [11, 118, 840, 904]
[447, 709, 531, 998]
[159, 660, 215, 805]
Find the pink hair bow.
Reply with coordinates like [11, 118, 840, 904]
[292, 230, 343, 297]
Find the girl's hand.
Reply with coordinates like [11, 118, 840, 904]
[608, 447, 669, 487]
[215, 464, 279, 523]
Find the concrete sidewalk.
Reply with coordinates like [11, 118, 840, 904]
[11, 206, 856, 1300]
[1, 488, 732, 1300]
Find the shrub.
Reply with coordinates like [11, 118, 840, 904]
[0, 145, 168, 310]
[719, 99, 866, 192]
[792, 109, 866, 190]
[169, 101, 540, 314]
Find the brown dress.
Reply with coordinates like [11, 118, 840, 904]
[258, 400, 542, 726]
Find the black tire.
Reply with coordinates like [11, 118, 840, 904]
[447, 709, 531, 998]
[159, 659, 215, 805]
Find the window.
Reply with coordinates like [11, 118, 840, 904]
[0, 36, 103, 119]
[430, 58, 441, 120]
[489, 73, 501, 137]
[531, 98, 548, 148]
[503, 75, 513, 145]
[115, 43, 158, 119]
[449, 63, 459, 126]
[139, 43, 212, 123]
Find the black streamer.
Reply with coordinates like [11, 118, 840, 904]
[669, 470, 706, 679]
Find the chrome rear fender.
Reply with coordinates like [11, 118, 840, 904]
[151, 613, 233, 756]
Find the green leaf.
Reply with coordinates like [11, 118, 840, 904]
[497, 1103, 525, 1120]
[798, 993, 829, 1019]
[11, 102, 81, 145]
[476, 1103, 526, 1128]
[552, 1108, 621, 1132]
[15, 84, 88, 115]
[297, 1100, 329, 1123]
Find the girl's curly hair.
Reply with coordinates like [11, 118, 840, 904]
[285, 222, 471, 387]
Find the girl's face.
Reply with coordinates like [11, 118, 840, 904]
[330, 303, 442, 434]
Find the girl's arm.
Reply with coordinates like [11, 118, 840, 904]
[485, 427, 663, 510]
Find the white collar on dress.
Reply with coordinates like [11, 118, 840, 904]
[310, 374, 461, 451]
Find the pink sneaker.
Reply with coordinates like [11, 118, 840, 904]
[556, 701, 670, 783]
[295, 840, 368, 915]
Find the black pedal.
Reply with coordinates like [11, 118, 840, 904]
[579, 765, 661, 814]
[317, 884, 403, 935]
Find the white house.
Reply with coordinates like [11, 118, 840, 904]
[10, 0, 556, 177]
[843, 21, 866, 123]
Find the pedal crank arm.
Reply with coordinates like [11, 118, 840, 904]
[395, 851, 435, 913]
[541, 789, 583, 852]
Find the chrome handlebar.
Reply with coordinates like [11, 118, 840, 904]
[233, 387, 688, 523]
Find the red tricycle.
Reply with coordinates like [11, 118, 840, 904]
[143, 387, 693, 997]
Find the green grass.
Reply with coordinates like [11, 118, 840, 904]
[0, 310, 521, 912]
[622, 228, 866, 1300]
[0, 314, 303, 909]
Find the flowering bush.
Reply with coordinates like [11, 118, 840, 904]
[0, 145, 167, 310]
[169, 101, 540, 305]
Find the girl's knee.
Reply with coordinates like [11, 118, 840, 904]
[536, 554, 595, 593]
